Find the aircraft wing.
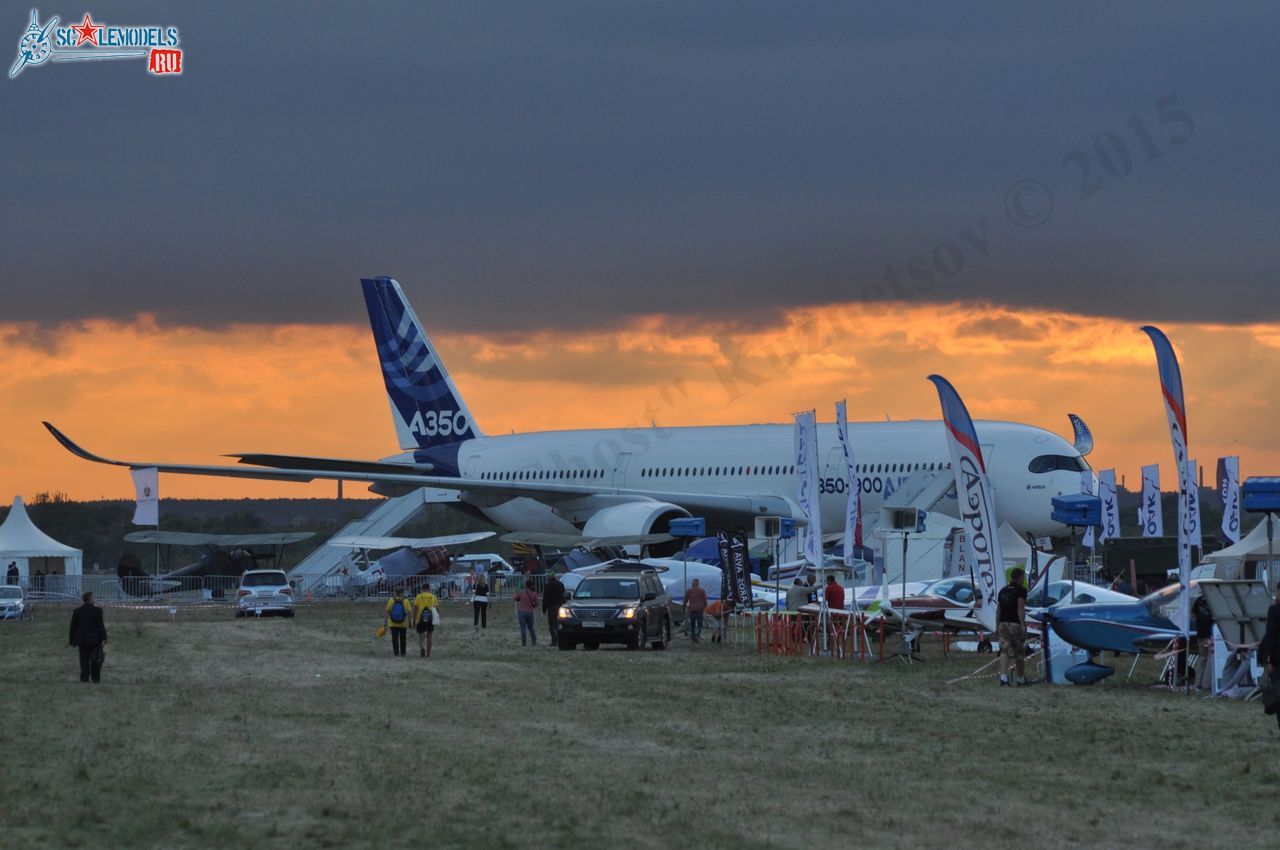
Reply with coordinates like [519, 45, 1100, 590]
[1132, 632, 1184, 652]
[227, 453, 434, 475]
[328, 531, 495, 550]
[499, 532, 676, 549]
[123, 531, 315, 547]
[1198, 579, 1271, 649]
[45, 422, 799, 521]
[942, 609, 984, 631]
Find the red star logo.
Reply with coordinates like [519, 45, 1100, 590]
[72, 13, 103, 47]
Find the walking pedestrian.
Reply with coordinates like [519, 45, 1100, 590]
[997, 568, 1029, 687]
[542, 571, 565, 645]
[68, 591, 107, 683]
[685, 578, 708, 643]
[384, 588, 411, 657]
[1258, 582, 1280, 729]
[413, 584, 439, 658]
[472, 574, 490, 631]
[6, 562, 17, 585]
[514, 579, 539, 646]
[1192, 593, 1214, 691]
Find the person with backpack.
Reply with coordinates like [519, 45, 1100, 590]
[384, 588, 411, 656]
[514, 579, 539, 647]
[997, 568, 1029, 687]
[414, 584, 439, 658]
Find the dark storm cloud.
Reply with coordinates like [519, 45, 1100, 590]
[4, 2, 1278, 331]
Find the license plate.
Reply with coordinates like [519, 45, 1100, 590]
[582, 621, 604, 629]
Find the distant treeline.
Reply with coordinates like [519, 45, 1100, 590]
[3, 484, 1257, 575]
[4, 494, 505, 574]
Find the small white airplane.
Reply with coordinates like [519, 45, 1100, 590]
[45, 277, 1092, 548]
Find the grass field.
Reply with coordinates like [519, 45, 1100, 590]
[1, 601, 1274, 849]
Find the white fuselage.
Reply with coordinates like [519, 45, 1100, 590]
[386, 419, 1087, 539]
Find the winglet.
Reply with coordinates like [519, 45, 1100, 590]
[1066, 413, 1094, 457]
[42, 421, 128, 467]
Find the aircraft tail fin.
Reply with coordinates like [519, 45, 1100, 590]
[117, 553, 148, 597]
[361, 277, 481, 451]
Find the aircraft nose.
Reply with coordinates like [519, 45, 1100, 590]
[1047, 608, 1085, 646]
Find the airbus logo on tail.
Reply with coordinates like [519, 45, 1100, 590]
[409, 410, 468, 439]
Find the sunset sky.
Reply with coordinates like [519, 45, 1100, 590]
[3, 4, 1276, 503]
[3, 305, 1276, 503]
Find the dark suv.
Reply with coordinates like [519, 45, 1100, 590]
[557, 562, 672, 651]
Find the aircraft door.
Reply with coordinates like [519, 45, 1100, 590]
[611, 452, 632, 489]
[823, 446, 848, 496]
[463, 454, 481, 478]
[981, 443, 996, 493]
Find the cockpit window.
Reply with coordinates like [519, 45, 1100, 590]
[1027, 454, 1088, 474]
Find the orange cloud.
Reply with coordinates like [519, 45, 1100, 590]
[2, 305, 1278, 503]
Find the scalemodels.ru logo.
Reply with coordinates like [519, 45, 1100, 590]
[9, 9, 183, 78]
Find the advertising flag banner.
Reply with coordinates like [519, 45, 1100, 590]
[835, 400, 863, 566]
[1140, 325, 1192, 638]
[131, 467, 159, 526]
[731, 528, 753, 607]
[1140, 464, 1163, 538]
[716, 529, 734, 604]
[1218, 456, 1241, 544]
[1098, 469, 1120, 543]
[794, 410, 823, 566]
[1185, 458, 1202, 551]
[1081, 470, 1098, 548]
[941, 527, 965, 578]
[927, 375, 1001, 632]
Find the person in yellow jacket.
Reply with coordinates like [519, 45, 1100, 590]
[384, 589, 412, 657]
[413, 585, 439, 658]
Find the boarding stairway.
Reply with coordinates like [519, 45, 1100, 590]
[864, 470, 958, 581]
[890, 469, 955, 516]
[288, 488, 443, 592]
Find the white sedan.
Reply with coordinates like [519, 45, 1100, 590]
[0, 585, 27, 620]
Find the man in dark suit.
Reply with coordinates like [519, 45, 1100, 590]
[1260, 582, 1280, 729]
[69, 591, 108, 683]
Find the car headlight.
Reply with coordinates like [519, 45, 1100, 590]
[558, 606, 572, 620]
[619, 606, 638, 620]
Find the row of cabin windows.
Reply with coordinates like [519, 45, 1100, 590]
[478, 469, 606, 481]
[476, 460, 953, 482]
[636, 460, 953, 479]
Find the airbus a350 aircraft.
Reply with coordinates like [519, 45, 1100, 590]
[45, 278, 1091, 552]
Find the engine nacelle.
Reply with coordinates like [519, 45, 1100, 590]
[581, 500, 691, 557]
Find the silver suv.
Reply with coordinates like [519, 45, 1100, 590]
[235, 570, 295, 618]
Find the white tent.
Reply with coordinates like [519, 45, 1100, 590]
[0, 496, 83, 585]
[1204, 514, 1280, 580]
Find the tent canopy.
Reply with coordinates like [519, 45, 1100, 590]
[1206, 515, 1280, 562]
[0, 496, 80, 558]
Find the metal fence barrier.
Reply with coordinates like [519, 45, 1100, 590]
[2, 572, 556, 610]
